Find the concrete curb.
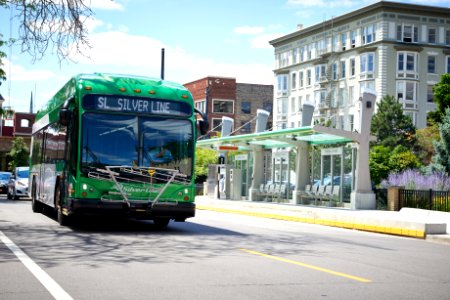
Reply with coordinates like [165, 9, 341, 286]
[197, 205, 427, 238]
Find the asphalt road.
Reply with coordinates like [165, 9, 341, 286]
[1, 195, 450, 300]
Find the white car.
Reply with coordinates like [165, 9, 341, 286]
[7, 167, 29, 200]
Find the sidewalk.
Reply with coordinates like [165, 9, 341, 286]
[195, 196, 450, 245]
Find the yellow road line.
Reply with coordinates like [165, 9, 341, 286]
[240, 248, 371, 283]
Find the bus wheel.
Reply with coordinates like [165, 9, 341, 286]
[31, 179, 43, 213]
[153, 217, 170, 228]
[55, 183, 70, 226]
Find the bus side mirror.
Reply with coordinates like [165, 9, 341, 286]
[198, 120, 208, 135]
[194, 108, 209, 136]
[59, 97, 74, 126]
[60, 108, 72, 126]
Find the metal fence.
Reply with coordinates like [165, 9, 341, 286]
[399, 189, 450, 212]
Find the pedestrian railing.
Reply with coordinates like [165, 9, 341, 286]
[399, 189, 450, 212]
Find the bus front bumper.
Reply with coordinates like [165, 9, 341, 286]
[67, 198, 195, 220]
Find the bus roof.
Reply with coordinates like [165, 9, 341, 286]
[35, 73, 193, 121]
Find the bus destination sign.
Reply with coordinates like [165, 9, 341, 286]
[83, 94, 191, 116]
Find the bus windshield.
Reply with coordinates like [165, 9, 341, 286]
[81, 113, 193, 179]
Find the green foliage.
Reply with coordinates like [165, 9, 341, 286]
[414, 124, 439, 165]
[7, 137, 29, 171]
[388, 145, 421, 173]
[369, 145, 391, 185]
[431, 108, 450, 174]
[430, 74, 450, 124]
[195, 148, 217, 183]
[370, 144, 421, 185]
[370, 95, 416, 148]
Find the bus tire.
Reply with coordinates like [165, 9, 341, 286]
[55, 182, 71, 226]
[31, 178, 43, 213]
[153, 217, 170, 228]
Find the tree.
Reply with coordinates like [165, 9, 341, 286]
[431, 108, 450, 174]
[195, 148, 217, 183]
[7, 137, 29, 171]
[370, 95, 416, 149]
[0, 0, 93, 84]
[429, 74, 450, 124]
[369, 145, 391, 185]
[414, 124, 440, 165]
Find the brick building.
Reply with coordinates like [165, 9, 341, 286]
[0, 112, 35, 171]
[184, 76, 274, 135]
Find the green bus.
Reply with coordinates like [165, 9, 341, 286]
[30, 73, 207, 227]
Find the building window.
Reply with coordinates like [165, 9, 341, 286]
[362, 24, 376, 44]
[241, 101, 251, 114]
[360, 81, 375, 95]
[427, 85, 434, 103]
[263, 102, 272, 113]
[278, 98, 288, 115]
[350, 58, 356, 77]
[299, 71, 304, 88]
[397, 81, 417, 103]
[428, 27, 436, 44]
[307, 44, 312, 60]
[340, 60, 346, 78]
[307, 69, 312, 86]
[195, 100, 206, 113]
[348, 114, 354, 132]
[290, 97, 296, 115]
[291, 72, 297, 90]
[404, 111, 416, 126]
[333, 35, 339, 52]
[278, 51, 289, 68]
[315, 64, 327, 82]
[212, 99, 234, 113]
[360, 53, 375, 79]
[332, 63, 338, 80]
[446, 29, 450, 46]
[341, 33, 347, 51]
[428, 56, 436, 74]
[446, 56, 450, 74]
[351, 30, 356, 48]
[397, 51, 418, 79]
[240, 121, 251, 134]
[292, 48, 298, 64]
[20, 119, 31, 127]
[315, 90, 327, 108]
[277, 74, 288, 94]
[212, 118, 222, 132]
[349, 86, 355, 105]
[396, 24, 418, 43]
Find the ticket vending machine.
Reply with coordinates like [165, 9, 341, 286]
[206, 164, 241, 200]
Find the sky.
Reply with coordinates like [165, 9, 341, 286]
[0, 0, 449, 113]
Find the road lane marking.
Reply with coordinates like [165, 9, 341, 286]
[240, 248, 371, 283]
[0, 230, 74, 300]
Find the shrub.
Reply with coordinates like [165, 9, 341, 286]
[381, 169, 450, 191]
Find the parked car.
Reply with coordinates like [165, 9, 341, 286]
[7, 167, 30, 200]
[0, 172, 12, 193]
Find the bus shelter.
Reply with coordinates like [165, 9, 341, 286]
[197, 90, 377, 210]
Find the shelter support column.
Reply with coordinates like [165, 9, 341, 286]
[351, 90, 376, 209]
[249, 145, 264, 201]
[293, 141, 309, 204]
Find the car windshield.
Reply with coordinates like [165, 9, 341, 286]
[81, 113, 194, 179]
[0, 173, 10, 180]
[17, 169, 29, 178]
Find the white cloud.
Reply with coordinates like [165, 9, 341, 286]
[234, 26, 265, 35]
[4, 59, 55, 82]
[89, 0, 125, 10]
[287, 0, 376, 8]
[71, 31, 274, 85]
[250, 33, 285, 49]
